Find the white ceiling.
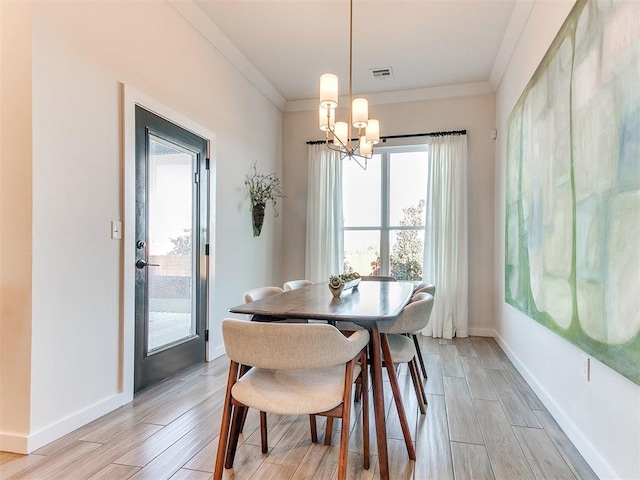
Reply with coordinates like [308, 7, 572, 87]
[174, 0, 532, 110]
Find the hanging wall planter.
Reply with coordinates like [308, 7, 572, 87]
[251, 202, 266, 236]
[245, 163, 284, 237]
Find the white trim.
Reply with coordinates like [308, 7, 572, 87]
[205, 139, 216, 362]
[0, 393, 128, 454]
[468, 327, 496, 337]
[489, 0, 535, 89]
[419, 328, 495, 338]
[209, 344, 225, 361]
[285, 81, 495, 113]
[168, 0, 286, 111]
[0, 433, 28, 454]
[121, 83, 217, 400]
[167, 0, 500, 112]
[166, 0, 517, 112]
[493, 332, 617, 480]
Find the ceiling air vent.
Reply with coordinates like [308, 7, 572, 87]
[370, 67, 393, 80]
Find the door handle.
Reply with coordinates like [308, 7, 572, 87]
[136, 259, 160, 269]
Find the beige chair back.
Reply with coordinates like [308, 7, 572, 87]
[380, 293, 434, 334]
[222, 319, 369, 370]
[283, 279, 313, 291]
[361, 275, 396, 282]
[411, 292, 430, 303]
[413, 283, 435, 295]
[243, 286, 283, 303]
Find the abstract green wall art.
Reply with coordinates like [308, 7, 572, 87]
[505, 0, 640, 385]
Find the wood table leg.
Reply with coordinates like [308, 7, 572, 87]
[380, 333, 416, 460]
[370, 325, 389, 480]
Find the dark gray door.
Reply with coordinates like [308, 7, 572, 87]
[134, 106, 208, 393]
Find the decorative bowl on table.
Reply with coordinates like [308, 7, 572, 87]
[328, 272, 361, 298]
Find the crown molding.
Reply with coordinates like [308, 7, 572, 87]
[168, 0, 286, 111]
[489, 0, 535, 89]
[169, 0, 523, 113]
[284, 81, 496, 113]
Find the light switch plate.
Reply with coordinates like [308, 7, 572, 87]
[111, 221, 122, 240]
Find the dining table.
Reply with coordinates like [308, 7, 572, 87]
[229, 280, 416, 480]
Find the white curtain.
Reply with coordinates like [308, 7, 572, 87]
[305, 144, 343, 283]
[422, 134, 469, 338]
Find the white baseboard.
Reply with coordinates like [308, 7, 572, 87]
[419, 328, 495, 338]
[2, 346, 226, 455]
[208, 344, 225, 361]
[468, 327, 496, 337]
[0, 393, 129, 454]
[0, 431, 29, 454]
[493, 333, 616, 480]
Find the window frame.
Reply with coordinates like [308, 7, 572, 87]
[342, 143, 428, 277]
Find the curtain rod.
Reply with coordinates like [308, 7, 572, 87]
[306, 129, 466, 145]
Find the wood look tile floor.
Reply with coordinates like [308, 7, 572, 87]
[0, 337, 599, 480]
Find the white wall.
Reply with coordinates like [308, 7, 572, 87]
[494, 1, 640, 479]
[1, 0, 283, 452]
[282, 93, 496, 335]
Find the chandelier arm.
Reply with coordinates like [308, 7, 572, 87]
[352, 156, 367, 170]
[342, 151, 368, 170]
[326, 142, 343, 153]
[326, 124, 371, 150]
[326, 124, 348, 152]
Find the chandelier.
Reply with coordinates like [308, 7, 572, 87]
[318, 0, 380, 170]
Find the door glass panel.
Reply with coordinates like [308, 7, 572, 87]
[147, 135, 196, 353]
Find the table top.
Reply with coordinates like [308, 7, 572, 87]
[229, 280, 414, 324]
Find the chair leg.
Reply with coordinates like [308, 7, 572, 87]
[408, 357, 427, 414]
[414, 356, 428, 406]
[309, 415, 318, 443]
[236, 364, 251, 433]
[324, 417, 334, 445]
[412, 334, 428, 380]
[337, 359, 355, 480]
[225, 404, 245, 468]
[260, 411, 268, 453]
[214, 361, 239, 480]
[354, 379, 362, 402]
[380, 334, 416, 460]
[361, 350, 370, 470]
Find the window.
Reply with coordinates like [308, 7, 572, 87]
[342, 145, 428, 280]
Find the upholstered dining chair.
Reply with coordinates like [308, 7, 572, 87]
[241, 286, 287, 438]
[409, 283, 435, 378]
[334, 276, 397, 333]
[283, 279, 313, 291]
[243, 286, 284, 303]
[413, 282, 435, 296]
[214, 319, 370, 480]
[361, 275, 397, 282]
[411, 283, 436, 381]
[379, 293, 434, 414]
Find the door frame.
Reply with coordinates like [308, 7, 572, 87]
[122, 84, 217, 401]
